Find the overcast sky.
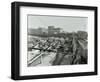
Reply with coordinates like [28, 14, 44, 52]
[28, 15, 88, 32]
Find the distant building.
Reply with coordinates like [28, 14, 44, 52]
[28, 28, 37, 35]
[77, 31, 88, 40]
[38, 27, 43, 34]
[28, 26, 61, 35]
[28, 27, 48, 35]
[48, 26, 55, 34]
[48, 26, 61, 34]
[38, 27, 48, 34]
[54, 28, 61, 34]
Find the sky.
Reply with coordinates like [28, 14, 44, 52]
[28, 15, 88, 32]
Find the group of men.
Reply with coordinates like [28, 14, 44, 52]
[28, 33, 88, 65]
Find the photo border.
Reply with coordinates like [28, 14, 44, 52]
[11, 1, 98, 80]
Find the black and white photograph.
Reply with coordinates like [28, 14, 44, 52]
[11, 2, 97, 80]
[27, 15, 88, 67]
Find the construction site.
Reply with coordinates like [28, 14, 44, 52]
[27, 28, 88, 67]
